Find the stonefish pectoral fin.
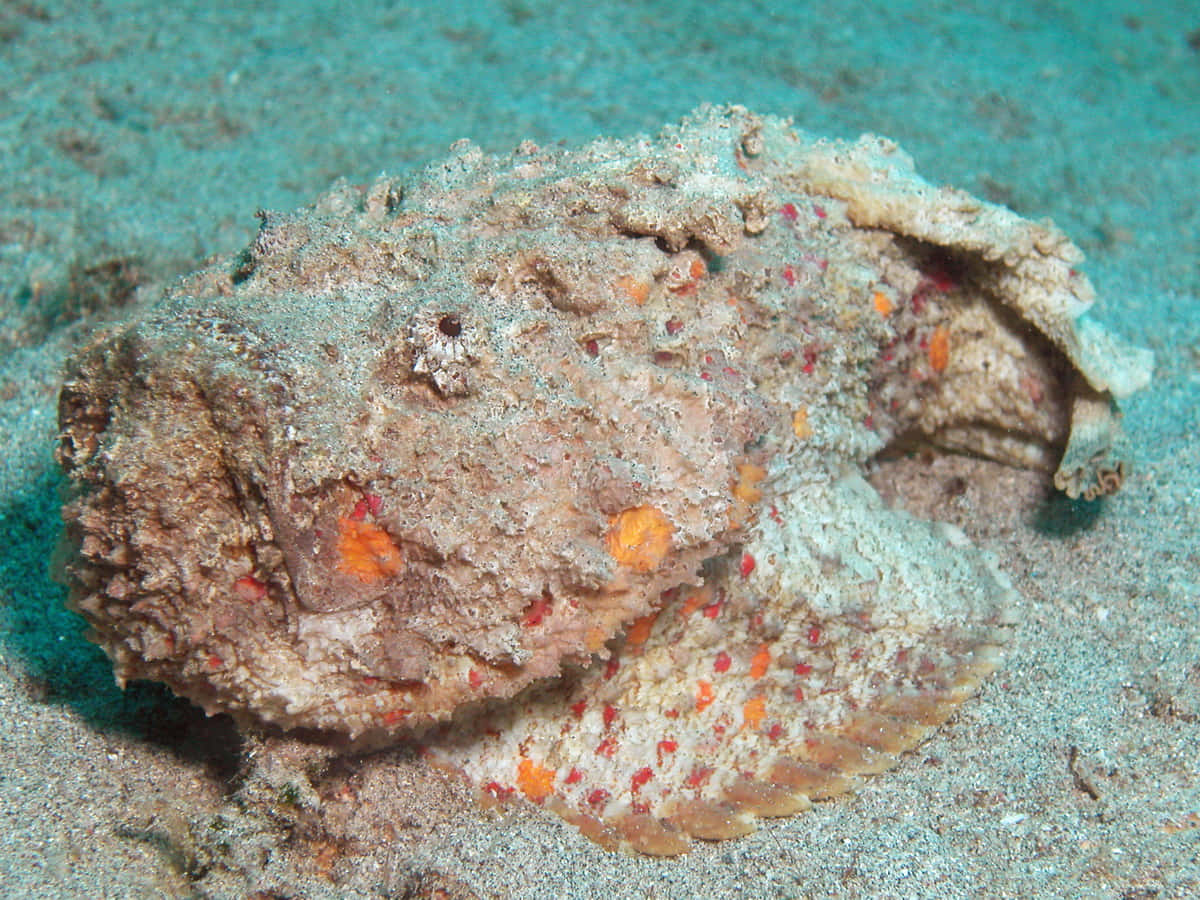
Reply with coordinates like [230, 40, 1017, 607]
[56, 105, 1150, 854]
[428, 474, 1016, 855]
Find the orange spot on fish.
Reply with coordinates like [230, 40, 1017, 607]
[606, 506, 674, 572]
[929, 325, 950, 373]
[792, 407, 812, 441]
[516, 758, 555, 803]
[749, 643, 771, 679]
[731, 463, 767, 504]
[616, 274, 651, 305]
[679, 589, 709, 617]
[873, 290, 894, 316]
[626, 611, 658, 648]
[742, 696, 766, 730]
[336, 516, 405, 582]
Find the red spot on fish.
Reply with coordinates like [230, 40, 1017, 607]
[603, 703, 618, 729]
[631, 767, 654, 794]
[714, 651, 732, 673]
[739, 551, 756, 578]
[604, 656, 620, 680]
[927, 267, 955, 292]
[656, 740, 678, 766]
[780, 202, 799, 222]
[813, 204, 827, 219]
[807, 625, 822, 645]
[565, 767, 583, 784]
[801, 345, 819, 375]
[522, 592, 552, 627]
[587, 789, 611, 808]
[233, 575, 267, 602]
[783, 264, 796, 287]
[484, 781, 515, 800]
[703, 601, 722, 619]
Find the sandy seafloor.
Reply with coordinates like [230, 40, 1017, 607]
[1, 1, 1198, 897]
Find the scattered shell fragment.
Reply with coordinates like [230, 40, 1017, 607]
[56, 105, 1151, 853]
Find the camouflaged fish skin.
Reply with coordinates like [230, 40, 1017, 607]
[57, 106, 1149, 850]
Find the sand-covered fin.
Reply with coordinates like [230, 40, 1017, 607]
[785, 128, 1152, 495]
[1054, 391, 1134, 500]
[425, 475, 1016, 855]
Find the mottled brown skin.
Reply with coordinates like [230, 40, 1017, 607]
[57, 121, 783, 737]
[57, 106, 1139, 743]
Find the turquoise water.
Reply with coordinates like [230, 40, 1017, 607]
[1, 2, 1197, 897]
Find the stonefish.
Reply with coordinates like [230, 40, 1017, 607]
[58, 106, 1150, 854]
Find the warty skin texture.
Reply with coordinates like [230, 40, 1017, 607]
[57, 106, 1150, 851]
